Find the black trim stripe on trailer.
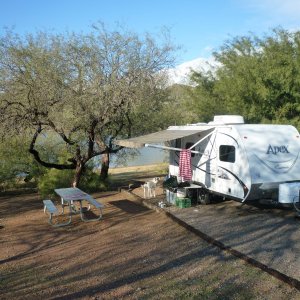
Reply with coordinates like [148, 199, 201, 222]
[218, 166, 249, 198]
[175, 151, 249, 198]
[217, 132, 239, 147]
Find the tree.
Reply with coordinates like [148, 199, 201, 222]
[0, 25, 176, 187]
[0, 135, 44, 189]
[188, 28, 300, 126]
[188, 71, 226, 122]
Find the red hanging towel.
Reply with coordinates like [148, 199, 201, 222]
[179, 149, 192, 181]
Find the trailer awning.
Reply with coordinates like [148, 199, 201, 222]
[115, 129, 207, 148]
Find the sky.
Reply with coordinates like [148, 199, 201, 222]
[1, 0, 300, 64]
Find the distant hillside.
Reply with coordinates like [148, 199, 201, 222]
[167, 56, 220, 85]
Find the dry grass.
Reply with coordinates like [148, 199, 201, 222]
[109, 163, 168, 175]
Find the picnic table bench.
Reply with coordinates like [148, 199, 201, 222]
[80, 196, 104, 222]
[43, 199, 72, 227]
[43, 188, 104, 227]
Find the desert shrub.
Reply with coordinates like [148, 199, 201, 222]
[38, 169, 74, 198]
[0, 177, 37, 193]
[38, 167, 108, 199]
[79, 168, 108, 193]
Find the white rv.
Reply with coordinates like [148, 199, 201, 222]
[116, 115, 300, 205]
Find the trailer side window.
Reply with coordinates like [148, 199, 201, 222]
[219, 145, 235, 163]
[175, 139, 181, 148]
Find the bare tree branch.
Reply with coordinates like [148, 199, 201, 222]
[29, 124, 76, 170]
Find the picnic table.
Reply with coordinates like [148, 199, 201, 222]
[43, 187, 104, 227]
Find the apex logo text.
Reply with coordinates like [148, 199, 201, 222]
[266, 145, 289, 155]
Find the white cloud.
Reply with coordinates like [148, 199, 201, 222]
[203, 46, 214, 54]
[244, 0, 300, 18]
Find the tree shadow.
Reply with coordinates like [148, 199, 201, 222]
[171, 198, 300, 281]
[109, 199, 150, 214]
[0, 192, 41, 218]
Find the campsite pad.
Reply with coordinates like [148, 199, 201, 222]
[130, 184, 300, 281]
[1, 188, 300, 299]
[165, 199, 300, 281]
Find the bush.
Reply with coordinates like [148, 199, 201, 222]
[38, 167, 108, 199]
[38, 169, 74, 198]
[79, 168, 108, 193]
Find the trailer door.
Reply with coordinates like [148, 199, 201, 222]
[215, 132, 245, 199]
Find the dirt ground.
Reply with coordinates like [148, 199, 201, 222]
[1, 186, 300, 299]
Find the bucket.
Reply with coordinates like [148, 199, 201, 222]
[176, 188, 186, 198]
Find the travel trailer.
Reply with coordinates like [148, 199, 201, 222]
[116, 115, 300, 205]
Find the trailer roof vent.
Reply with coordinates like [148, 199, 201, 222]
[211, 115, 244, 125]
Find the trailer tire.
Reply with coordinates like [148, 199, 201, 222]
[198, 190, 211, 205]
[293, 196, 300, 213]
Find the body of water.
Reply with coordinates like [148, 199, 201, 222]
[110, 147, 169, 168]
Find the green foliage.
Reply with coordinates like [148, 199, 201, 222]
[0, 25, 177, 186]
[38, 167, 108, 199]
[79, 167, 108, 193]
[0, 136, 45, 190]
[166, 84, 197, 124]
[188, 28, 300, 128]
[129, 84, 190, 136]
[188, 72, 228, 122]
[38, 169, 72, 198]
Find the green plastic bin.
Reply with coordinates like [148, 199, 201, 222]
[176, 197, 191, 208]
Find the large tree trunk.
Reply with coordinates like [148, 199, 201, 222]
[100, 152, 110, 181]
[72, 162, 84, 187]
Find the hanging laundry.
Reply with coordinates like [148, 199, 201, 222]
[179, 149, 192, 181]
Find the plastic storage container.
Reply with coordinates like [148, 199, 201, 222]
[175, 198, 191, 208]
[278, 182, 300, 204]
[176, 188, 186, 198]
[166, 189, 177, 204]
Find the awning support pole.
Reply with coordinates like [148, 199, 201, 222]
[144, 144, 200, 154]
[188, 130, 215, 150]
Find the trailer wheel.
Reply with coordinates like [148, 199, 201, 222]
[293, 196, 300, 213]
[198, 190, 211, 205]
